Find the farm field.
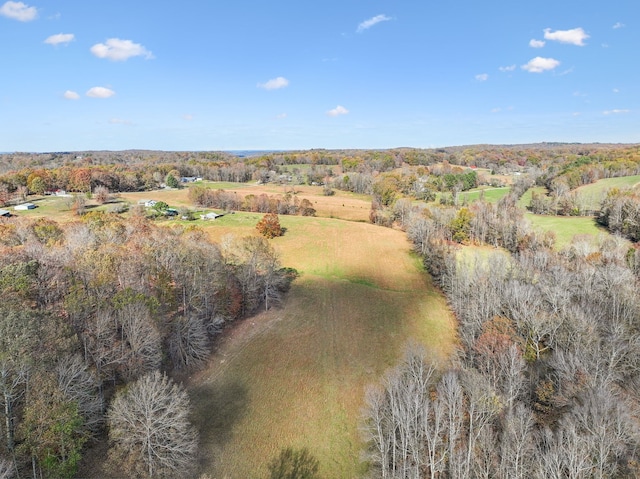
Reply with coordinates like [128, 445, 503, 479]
[8, 194, 117, 221]
[574, 174, 640, 211]
[119, 183, 372, 222]
[188, 214, 457, 478]
[460, 186, 511, 204]
[524, 212, 607, 249]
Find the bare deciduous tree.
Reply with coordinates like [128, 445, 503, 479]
[168, 315, 210, 370]
[107, 371, 198, 478]
[0, 457, 14, 479]
[55, 354, 104, 436]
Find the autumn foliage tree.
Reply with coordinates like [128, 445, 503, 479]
[256, 213, 283, 239]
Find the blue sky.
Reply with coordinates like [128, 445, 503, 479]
[0, 0, 637, 152]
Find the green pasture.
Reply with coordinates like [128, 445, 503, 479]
[577, 174, 640, 192]
[9, 195, 123, 220]
[190, 215, 457, 479]
[524, 213, 608, 249]
[460, 186, 511, 204]
[517, 186, 546, 210]
[574, 175, 640, 211]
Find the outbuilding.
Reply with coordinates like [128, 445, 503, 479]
[200, 212, 223, 220]
[14, 203, 36, 210]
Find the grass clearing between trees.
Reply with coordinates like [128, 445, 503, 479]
[574, 174, 640, 211]
[525, 213, 608, 249]
[460, 186, 511, 204]
[189, 215, 457, 478]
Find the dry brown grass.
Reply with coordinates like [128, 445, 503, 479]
[118, 183, 372, 222]
[189, 214, 457, 478]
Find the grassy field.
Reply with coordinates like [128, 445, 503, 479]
[524, 213, 608, 249]
[118, 183, 372, 223]
[516, 179, 636, 249]
[460, 186, 511, 204]
[8, 194, 122, 221]
[574, 175, 640, 211]
[517, 186, 546, 210]
[188, 214, 457, 478]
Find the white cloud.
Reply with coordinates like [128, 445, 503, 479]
[603, 109, 630, 115]
[543, 27, 589, 46]
[521, 56, 560, 73]
[357, 14, 391, 33]
[44, 33, 75, 46]
[475, 73, 488, 81]
[613, 88, 619, 93]
[63, 90, 79, 100]
[499, 64, 516, 72]
[613, 22, 625, 29]
[491, 108, 502, 113]
[90, 38, 154, 61]
[257, 76, 289, 90]
[276, 113, 287, 119]
[182, 114, 193, 121]
[327, 105, 349, 117]
[86, 87, 115, 98]
[0, 1, 37, 21]
[529, 39, 545, 48]
[109, 118, 132, 125]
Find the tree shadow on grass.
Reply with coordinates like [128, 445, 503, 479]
[190, 377, 248, 472]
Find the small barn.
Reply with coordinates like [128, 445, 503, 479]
[200, 212, 223, 220]
[0, 209, 10, 217]
[14, 203, 36, 211]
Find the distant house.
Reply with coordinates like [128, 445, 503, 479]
[164, 208, 179, 216]
[0, 209, 10, 217]
[14, 203, 36, 211]
[180, 176, 200, 183]
[142, 200, 157, 208]
[200, 212, 223, 220]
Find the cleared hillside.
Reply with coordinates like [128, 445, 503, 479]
[189, 214, 457, 478]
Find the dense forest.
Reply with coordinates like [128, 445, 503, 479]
[1, 143, 640, 478]
[363, 184, 640, 477]
[0, 214, 294, 478]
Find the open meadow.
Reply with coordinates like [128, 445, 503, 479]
[188, 213, 457, 478]
[524, 212, 609, 249]
[118, 182, 372, 222]
[460, 186, 511, 204]
[574, 174, 640, 211]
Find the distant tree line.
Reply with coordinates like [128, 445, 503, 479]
[188, 186, 316, 216]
